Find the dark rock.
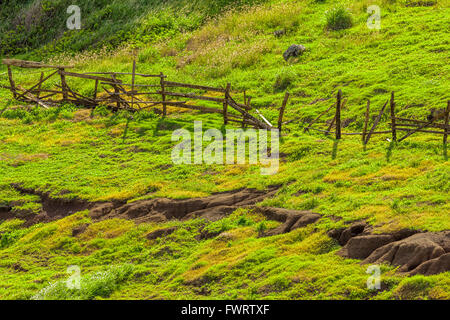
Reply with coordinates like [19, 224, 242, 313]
[274, 29, 286, 37]
[391, 228, 421, 241]
[283, 44, 306, 61]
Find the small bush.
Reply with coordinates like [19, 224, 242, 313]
[325, 7, 353, 31]
[255, 221, 267, 236]
[273, 69, 297, 92]
[31, 264, 134, 300]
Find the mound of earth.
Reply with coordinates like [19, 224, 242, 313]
[363, 232, 450, 275]
[252, 207, 321, 236]
[7, 184, 102, 227]
[331, 222, 450, 276]
[90, 187, 281, 223]
[2, 185, 322, 238]
[91, 187, 321, 235]
[146, 227, 177, 240]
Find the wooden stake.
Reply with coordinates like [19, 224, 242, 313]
[365, 100, 388, 144]
[160, 72, 166, 117]
[59, 68, 68, 102]
[16, 85, 50, 109]
[131, 60, 136, 110]
[390, 91, 397, 141]
[443, 100, 449, 145]
[304, 102, 336, 133]
[7, 66, 16, 98]
[223, 83, 231, 125]
[362, 100, 370, 145]
[243, 97, 252, 128]
[335, 90, 342, 139]
[111, 75, 121, 109]
[278, 92, 290, 131]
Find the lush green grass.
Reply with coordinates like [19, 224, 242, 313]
[0, 0, 266, 58]
[0, 0, 449, 300]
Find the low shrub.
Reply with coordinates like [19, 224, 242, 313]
[325, 7, 353, 31]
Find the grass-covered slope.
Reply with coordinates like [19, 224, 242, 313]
[0, 0, 449, 300]
[0, 0, 264, 57]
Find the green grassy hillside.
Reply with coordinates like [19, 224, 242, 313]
[0, 0, 264, 57]
[0, 0, 449, 300]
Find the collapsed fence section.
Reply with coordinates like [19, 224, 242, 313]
[294, 89, 449, 145]
[1, 59, 449, 145]
[1, 59, 290, 131]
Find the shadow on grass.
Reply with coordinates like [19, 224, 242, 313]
[444, 142, 448, 161]
[386, 141, 396, 162]
[122, 115, 133, 143]
[332, 140, 339, 159]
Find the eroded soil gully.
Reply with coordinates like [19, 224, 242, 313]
[328, 222, 450, 276]
[3, 184, 449, 276]
[3, 184, 320, 233]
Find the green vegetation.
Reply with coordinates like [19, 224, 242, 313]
[0, 0, 264, 58]
[0, 0, 449, 300]
[325, 6, 353, 31]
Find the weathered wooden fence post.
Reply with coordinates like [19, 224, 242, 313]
[278, 92, 289, 132]
[444, 100, 450, 145]
[362, 100, 370, 145]
[59, 68, 68, 102]
[160, 72, 166, 117]
[223, 83, 231, 125]
[131, 60, 136, 110]
[243, 97, 252, 128]
[111, 74, 121, 109]
[365, 100, 388, 144]
[335, 90, 342, 139]
[7, 66, 16, 99]
[390, 91, 397, 142]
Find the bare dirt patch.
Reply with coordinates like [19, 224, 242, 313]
[5, 184, 105, 227]
[89, 186, 322, 236]
[329, 222, 450, 276]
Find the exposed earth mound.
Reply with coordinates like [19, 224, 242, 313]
[3, 185, 321, 234]
[4, 185, 448, 277]
[90, 187, 322, 235]
[331, 222, 450, 276]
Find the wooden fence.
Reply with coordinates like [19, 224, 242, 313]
[1, 59, 449, 144]
[1, 59, 289, 131]
[295, 89, 449, 144]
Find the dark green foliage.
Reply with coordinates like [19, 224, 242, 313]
[325, 7, 353, 31]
